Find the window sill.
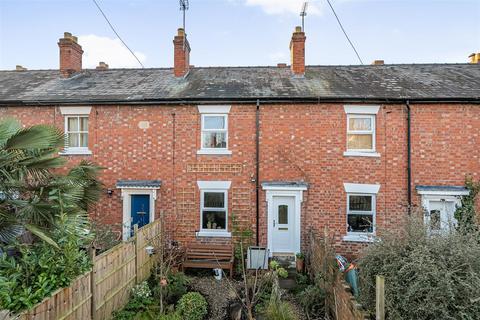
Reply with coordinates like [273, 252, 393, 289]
[196, 231, 232, 238]
[343, 234, 375, 243]
[59, 148, 93, 156]
[343, 151, 380, 158]
[197, 149, 232, 155]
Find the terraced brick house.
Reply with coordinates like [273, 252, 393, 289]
[1, 27, 479, 258]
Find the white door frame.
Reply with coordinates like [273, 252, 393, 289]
[263, 185, 306, 256]
[120, 188, 157, 241]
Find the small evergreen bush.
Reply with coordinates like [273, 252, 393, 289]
[265, 300, 297, 320]
[176, 292, 208, 320]
[358, 216, 480, 320]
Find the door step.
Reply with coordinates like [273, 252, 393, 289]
[271, 254, 296, 269]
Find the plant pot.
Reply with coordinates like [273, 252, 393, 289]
[296, 258, 304, 273]
[171, 266, 179, 274]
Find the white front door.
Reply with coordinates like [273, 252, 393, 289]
[427, 200, 457, 232]
[271, 196, 295, 253]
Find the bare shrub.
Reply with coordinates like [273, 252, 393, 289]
[358, 215, 480, 320]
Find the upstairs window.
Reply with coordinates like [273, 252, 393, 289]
[201, 114, 227, 149]
[197, 105, 232, 155]
[60, 106, 92, 155]
[347, 114, 375, 151]
[343, 105, 380, 157]
[66, 116, 89, 148]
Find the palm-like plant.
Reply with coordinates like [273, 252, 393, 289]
[0, 118, 102, 247]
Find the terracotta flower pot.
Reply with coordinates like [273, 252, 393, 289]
[296, 258, 304, 273]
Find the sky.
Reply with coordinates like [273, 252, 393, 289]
[0, 0, 479, 70]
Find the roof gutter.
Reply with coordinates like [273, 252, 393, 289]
[0, 97, 479, 106]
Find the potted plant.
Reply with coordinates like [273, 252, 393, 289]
[296, 252, 305, 273]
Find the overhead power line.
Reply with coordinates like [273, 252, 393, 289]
[91, 0, 145, 68]
[325, 0, 364, 65]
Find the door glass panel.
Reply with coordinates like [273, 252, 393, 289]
[429, 209, 441, 230]
[278, 205, 288, 224]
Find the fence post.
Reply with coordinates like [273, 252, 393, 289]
[134, 224, 139, 284]
[376, 275, 385, 320]
[89, 246, 97, 320]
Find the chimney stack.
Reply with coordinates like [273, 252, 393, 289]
[173, 28, 191, 77]
[290, 26, 306, 76]
[469, 53, 480, 64]
[15, 65, 27, 71]
[371, 60, 385, 65]
[96, 61, 109, 71]
[58, 32, 83, 77]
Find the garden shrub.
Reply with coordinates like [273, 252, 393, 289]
[265, 300, 298, 320]
[0, 231, 91, 312]
[112, 281, 154, 320]
[164, 272, 189, 304]
[176, 292, 208, 320]
[297, 284, 325, 318]
[358, 216, 480, 320]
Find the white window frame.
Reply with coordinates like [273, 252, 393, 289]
[197, 105, 232, 155]
[343, 105, 380, 157]
[59, 106, 92, 155]
[196, 181, 231, 237]
[343, 182, 380, 242]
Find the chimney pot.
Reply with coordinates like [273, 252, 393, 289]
[173, 28, 191, 77]
[372, 60, 385, 65]
[15, 65, 27, 71]
[290, 26, 306, 76]
[469, 53, 480, 64]
[58, 32, 83, 77]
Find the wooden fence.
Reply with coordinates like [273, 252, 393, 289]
[2, 220, 162, 320]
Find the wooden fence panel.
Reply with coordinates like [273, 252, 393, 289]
[135, 220, 161, 283]
[92, 241, 136, 320]
[1, 221, 161, 320]
[14, 272, 91, 320]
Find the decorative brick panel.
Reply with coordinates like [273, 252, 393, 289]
[186, 163, 243, 173]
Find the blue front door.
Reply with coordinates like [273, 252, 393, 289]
[131, 194, 150, 234]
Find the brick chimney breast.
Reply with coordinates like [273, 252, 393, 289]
[173, 28, 191, 77]
[290, 26, 306, 76]
[58, 32, 83, 78]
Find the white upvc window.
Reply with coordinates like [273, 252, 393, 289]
[197, 105, 232, 155]
[66, 116, 88, 148]
[343, 183, 380, 242]
[346, 194, 376, 235]
[343, 105, 380, 157]
[201, 114, 228, 149]
[60, 106, 92, 155]
[197, 181, 231, 237]
[347, 114, 375, 152]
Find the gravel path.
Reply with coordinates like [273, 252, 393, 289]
[188, 276, 242, 320]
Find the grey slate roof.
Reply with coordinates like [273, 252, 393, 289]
[0, 64, 479, 104]
[116, 180, 162, 189]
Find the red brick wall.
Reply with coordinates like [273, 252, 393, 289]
[1, 102, 478, 255]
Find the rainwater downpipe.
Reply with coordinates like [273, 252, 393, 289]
[406, 100, 412, 214]
[255, 99, 260, 246]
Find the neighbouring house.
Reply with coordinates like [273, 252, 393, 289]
[0, 27, 479, 258]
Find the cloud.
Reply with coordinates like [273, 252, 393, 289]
[245, 0, 321, 15]
[78, 34, 146, 68]
[268, 51, 288, 62]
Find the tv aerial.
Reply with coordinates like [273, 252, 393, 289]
[300, 2, 308, 32]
